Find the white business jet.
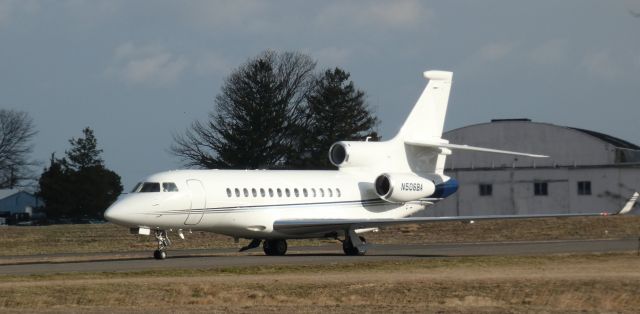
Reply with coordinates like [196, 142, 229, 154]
[104, 70, 636, 260]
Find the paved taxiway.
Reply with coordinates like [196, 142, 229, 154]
[0, 238, 636, 275]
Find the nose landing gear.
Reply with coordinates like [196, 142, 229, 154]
[153, 230, 171, 260]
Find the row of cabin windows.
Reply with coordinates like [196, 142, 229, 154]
[226, 187, 341, 198]
[478, 181, 592, 197]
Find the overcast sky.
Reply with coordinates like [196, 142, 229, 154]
[1, 0, 639, 190]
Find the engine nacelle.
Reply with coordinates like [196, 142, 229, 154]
[374, 173, 436, 203]
[329, 141, 392, 168]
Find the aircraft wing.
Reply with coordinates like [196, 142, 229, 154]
[273, 209, 631, 236]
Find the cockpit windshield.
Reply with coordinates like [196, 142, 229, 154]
[139, 182, 160, 192]
[131, 182, 179, 193]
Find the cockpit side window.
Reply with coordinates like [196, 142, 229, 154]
[131, 182, 142, 193]
[162, 182, 179, 192]
[139, 182, 160, 192]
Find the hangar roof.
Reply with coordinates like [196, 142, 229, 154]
[443, 120, 640, 169]
[569, 128, 640, 151]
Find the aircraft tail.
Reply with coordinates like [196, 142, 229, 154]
[394, 71, 453, 142]
[390, 71, 453, 175]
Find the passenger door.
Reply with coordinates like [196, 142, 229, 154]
[184, 179, 206, 225]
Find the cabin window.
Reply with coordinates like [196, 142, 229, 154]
[139, 182, 160, 193]
[336, 188, 341, 197]
[277, 188, 282, 197]
[319, 188, 325, 197]
[162, 182, 179, 192]
[243, 188, 249, 197]
[311, 188, 316, 197]
[251, 188, 257, 197]
[294, 188, 299, 197]
[226, 188, 232, 197]
[285, 188, 291, 197]
[328, 188, 333, 197]
[269, 188, 274, 197]
[235, 188, 240, 197]
[303, 188, 308, 197]
[260, 188, 266, 197]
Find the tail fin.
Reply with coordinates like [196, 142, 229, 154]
[394, 71, 453, 142]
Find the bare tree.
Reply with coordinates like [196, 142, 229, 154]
[0, 109, 37, 188]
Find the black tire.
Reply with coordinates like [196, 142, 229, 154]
[343, 236, 366, 256]
[263, 239, 287, 256]
[153, 249, 166, 260]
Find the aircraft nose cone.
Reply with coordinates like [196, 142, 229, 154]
[104, 201, 127, 225]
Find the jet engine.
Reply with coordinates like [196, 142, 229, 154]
[329, 141, 391, 168]
[374, 173, 436, 203]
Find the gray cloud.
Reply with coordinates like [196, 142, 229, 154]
[107, 42, 190, 87]
[0, 0, 40, 27]
[477, 42, 518, 61]
[315, 0, 433, 30]
[193, 52, 233, 77]
[581, 50, 620, 80]
[529, 39, 569, 65]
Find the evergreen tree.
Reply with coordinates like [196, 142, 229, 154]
[38, 128, 122, 219]
[38, 154, 72, 217]
[291, 68, 379, 169]
[171, 50, 316, 169]
[66, 127, 103, 170]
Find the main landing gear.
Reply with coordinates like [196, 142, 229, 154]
[238, 239, 288, 256]
[263, 239, 288, 256]
[342, 229, 367, 256]
[153, 230, 171, 260]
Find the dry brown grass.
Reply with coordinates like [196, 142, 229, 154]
[2, 215, 639, 257]
[0, 253, 638, 313]
[368, 215, 640, 245]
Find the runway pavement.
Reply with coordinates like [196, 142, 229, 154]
[0, 238, 637, 275]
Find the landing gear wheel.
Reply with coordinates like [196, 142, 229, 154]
[153, 249, 167, 260]
[343, 235, 367, 256]
[153, 230, 171, 260]
[263, 239, 288, 256]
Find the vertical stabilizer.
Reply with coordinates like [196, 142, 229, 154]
[394, 71, 453, 142]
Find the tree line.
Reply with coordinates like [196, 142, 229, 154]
[1, 50, 379, 220]
[171, 50, 379, 170]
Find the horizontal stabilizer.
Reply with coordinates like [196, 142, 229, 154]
[405, 140, 549, 158]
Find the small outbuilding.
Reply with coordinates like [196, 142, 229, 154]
[0, 189, 44, 218]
